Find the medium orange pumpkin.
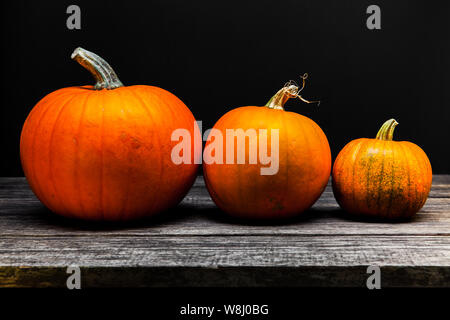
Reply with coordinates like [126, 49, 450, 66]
[20, 48, 200, 221]
[332, 119, 432, 219]
[203, 76, 331, 219]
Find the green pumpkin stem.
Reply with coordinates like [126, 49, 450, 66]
[376, 119, 399, 141]
[265, 74, 320, 110]
[71, 47, 124, 90]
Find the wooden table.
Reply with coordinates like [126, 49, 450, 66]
[0, 176, 449, 288]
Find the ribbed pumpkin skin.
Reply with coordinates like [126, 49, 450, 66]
[20, 85, 200, 221]
[332, 138, 432, 218]
[203, 106, 331, 219]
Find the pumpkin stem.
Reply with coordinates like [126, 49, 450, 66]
[265, 74, 320, 110]
[71, 47, 124, 90]
[376, 119, 399, 141]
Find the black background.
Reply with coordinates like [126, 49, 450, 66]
[1, 0, 449, 176]
[2, 288, 446, 318]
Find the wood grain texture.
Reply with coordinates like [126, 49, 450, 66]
[0, 175, 449, 287]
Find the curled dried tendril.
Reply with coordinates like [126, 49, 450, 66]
[266, 74, 320, 110]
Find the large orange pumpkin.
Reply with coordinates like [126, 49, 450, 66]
[20, 48, 200, 221]
[203, 76, 331, 219]
[332, 119, 432, 219]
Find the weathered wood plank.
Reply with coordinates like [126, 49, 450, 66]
[2, 266, 448, 288]
[1, 204, 450, 236]
[0, 175, 449, 287]
[0, 177, 449, 236]
[0, 235, 449, 287]
[1, 235, 448, 267]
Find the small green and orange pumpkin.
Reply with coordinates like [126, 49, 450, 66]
[332, 119, 432, 219]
